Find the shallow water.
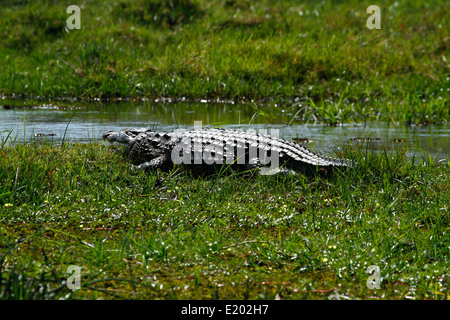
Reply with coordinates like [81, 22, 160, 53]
[1, 99, 449, 163]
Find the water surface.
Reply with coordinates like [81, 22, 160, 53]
[1, 99, 448, 163]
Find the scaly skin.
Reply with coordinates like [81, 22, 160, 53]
[102, 128, 350, 175]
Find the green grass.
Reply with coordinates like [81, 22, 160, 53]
[1, 134, 448, 300]
[0, 0, 449, 124]
[1, 0, 449, 300]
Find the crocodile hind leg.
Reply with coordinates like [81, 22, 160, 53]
[245, 157, 296, 176]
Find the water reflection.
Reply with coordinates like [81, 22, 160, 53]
[1, 99, 448, 163]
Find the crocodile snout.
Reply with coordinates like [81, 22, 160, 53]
[102, 131, 113, 140]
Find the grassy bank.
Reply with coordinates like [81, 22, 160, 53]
[0, 0, 449, 124]
[1, 0, 449, 301]
[0, 135, 448, 299]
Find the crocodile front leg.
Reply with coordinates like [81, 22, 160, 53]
[136, 155, 168, 171]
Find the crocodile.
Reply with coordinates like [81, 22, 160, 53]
[102, 128, 350, 175]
